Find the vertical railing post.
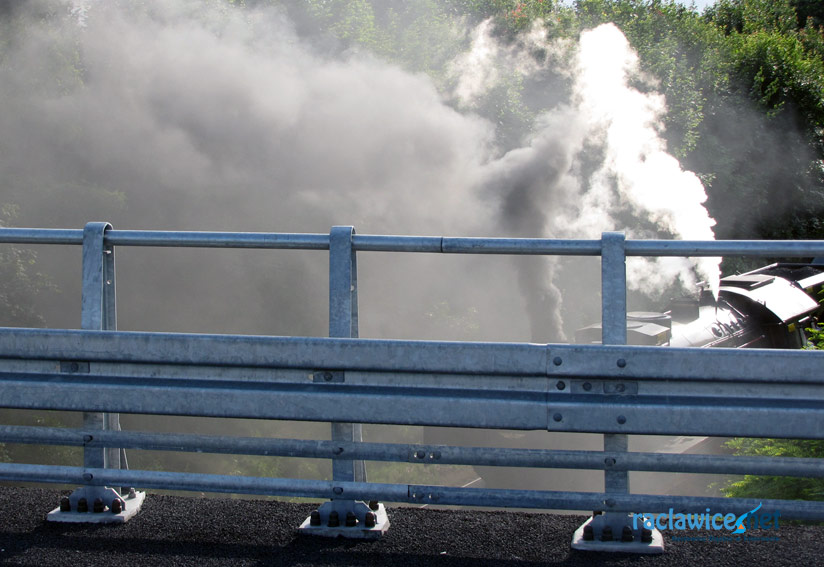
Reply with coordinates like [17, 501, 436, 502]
[48, 222, 145, 522]
[81, 222, 119, 473]
[601, 232, 628, 496]
[571, 232, 662, 552]
[328, 225, 365, 484]
[299, 226, 389, 537]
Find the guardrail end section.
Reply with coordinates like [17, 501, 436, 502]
[46, 486, 146, 524]
[299, 500, 389, 539]
[571, 513, 664, 554]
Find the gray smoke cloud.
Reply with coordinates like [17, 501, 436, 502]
[1, 1, 718, 343]
[0, 0, 730, 494]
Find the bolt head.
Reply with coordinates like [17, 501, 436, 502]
[310, 510, 322, 526]
[556, 381, 566, 391]
[93, 497, 105, 513]
[583, 524, 594, 541]
[617, 415, 626, 424]
[327, 511, 340, 527]
[364, 511, 376, 528]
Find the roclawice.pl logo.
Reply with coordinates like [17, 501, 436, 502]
[633, 503, 781, 542]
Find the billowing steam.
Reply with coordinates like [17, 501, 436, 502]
[0, 1, 719, 342]
[462, 22, 720, 323]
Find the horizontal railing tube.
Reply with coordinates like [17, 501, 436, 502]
[2, 227, 824, 257]
[0, 462, 822, 520]
[3, 425, 824, 478]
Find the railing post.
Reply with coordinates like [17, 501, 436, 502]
[571, 232, 663, 552]
[48, 222, 145, 523]
[328, 225, 365, 485]
[299, 226, 389, 537]
[601, 232, 628, 497]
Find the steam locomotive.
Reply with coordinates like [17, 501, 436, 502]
[424, 262, 824, 491]
[576, 262, 824, 349]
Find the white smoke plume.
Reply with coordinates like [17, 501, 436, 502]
[472, 23, 720, 315]
[1, 2, 719, 342]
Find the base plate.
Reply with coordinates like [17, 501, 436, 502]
[299, 502, 390, 539]
[47, 491, 146, 524]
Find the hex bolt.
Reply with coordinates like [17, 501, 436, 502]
[621, 525, 634, 542]
[430, 451, 441, 460]
[641, 528, 653, 543]
[93, 498, 105, 513]
[605, 499, 616, 508]
[364, 511, 376, 528]
[617, 358, 627, 368]
[82, 473, 93, 482]
[332, 486, 344, 496]
[617, 415, 627, 425]
[328, 511, 340, 527]
[600, 525, 614, 542]
[604, 457, 616, 467]
[345, 512, 358, 527]
[553, 357, 563, 366]
[368, 500, 380, 511]
[111, 499, 123, 514]
[323, 372, 333, 382]
[415, 451, 426, 459]
[582, 382, 592, 391]
[556, 381, 566, 391]
[83, 434, 93, 443]
[582, 524, 594, 541]
[128, 488, 136, 499]
[59, 497, 71, 512]
[310, 510, 321, 526]
[70, 362, 79, 372]
[615, 383, 625, 393]
[553, 413, 563, 422]
[77, 498, 88, 513]
[332, 447, 344, 456]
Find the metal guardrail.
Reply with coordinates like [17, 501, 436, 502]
[0, 223, 823, 549]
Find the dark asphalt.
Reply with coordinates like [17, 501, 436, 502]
[0, 486, 821, 566]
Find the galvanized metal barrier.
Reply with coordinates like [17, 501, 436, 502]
[0, 224, 823, 551]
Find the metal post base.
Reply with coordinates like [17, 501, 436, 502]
[47, 486, 145, 524]
[571, 513, 664, 554]
[299, 500, 389, 539]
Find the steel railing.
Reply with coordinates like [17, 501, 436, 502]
[0, 223, 823, 545]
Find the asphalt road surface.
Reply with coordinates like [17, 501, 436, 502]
[0, 486, 821, 566]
